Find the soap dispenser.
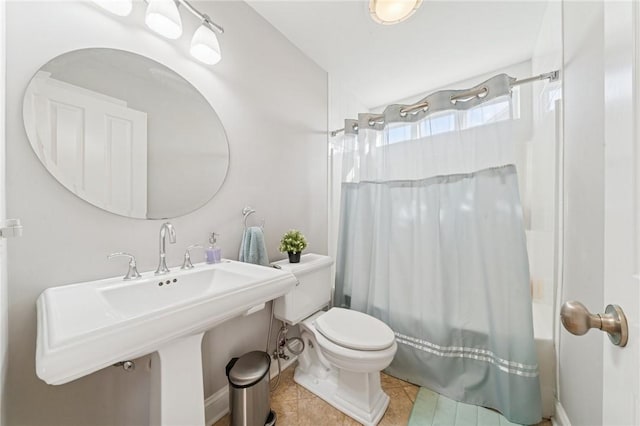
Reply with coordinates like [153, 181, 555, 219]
[206, 232, 221, 264]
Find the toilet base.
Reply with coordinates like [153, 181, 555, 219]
[294, 367, 390, 426]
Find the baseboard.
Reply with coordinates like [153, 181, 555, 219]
[552, 400, 571, 426]
[205, 387, 229, 426]
[204, 355, 298, 426]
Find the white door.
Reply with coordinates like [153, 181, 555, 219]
[0, 2, 6, 425]
[23, 71, 148, 218]
[602, 1, 640, 424]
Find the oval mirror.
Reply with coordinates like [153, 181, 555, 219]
[22, 48, 229, 219]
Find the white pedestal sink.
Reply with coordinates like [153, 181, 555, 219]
[36, 260, 297, 426]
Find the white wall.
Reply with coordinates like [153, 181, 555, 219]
[0, 1, 7, 425]
[5, 1, 327, 425]
[558, 1, 605, 424]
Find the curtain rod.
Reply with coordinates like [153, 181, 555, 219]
[329, 70, 559, 137]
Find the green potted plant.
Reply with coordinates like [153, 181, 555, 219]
[279, 229, 307, 263]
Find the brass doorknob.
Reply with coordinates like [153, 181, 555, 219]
[560, 301, 628, 347]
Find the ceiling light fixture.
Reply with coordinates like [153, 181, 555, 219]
[369, 0, 422, 25]
[92, 0, 133, 16]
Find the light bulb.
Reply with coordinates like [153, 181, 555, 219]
[145, 0, 183, 39]
[190, 24, 221, 65]
[92, 0, 132, 16]
[369, 0, 422, 25]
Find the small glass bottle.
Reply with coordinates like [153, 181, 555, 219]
[205, 232, 219, 264]
[212, 234, 222, 263]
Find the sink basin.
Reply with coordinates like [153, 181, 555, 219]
[36, 260, 296, 399]
[100, 267, 262, 317]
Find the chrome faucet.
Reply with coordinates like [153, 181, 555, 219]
[108, 252, 142, 280]
[155, 222, 176, 275]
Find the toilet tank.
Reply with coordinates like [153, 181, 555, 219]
[273, 254, 333, 325]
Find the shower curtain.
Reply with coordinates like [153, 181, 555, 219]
[334, 74, 541, 424]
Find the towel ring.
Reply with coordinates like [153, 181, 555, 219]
[242, 207, 265, 229]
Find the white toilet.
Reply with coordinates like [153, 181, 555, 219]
[273, 254, 398, 426]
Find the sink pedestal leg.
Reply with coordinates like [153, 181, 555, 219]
[150, 332, 206, 426]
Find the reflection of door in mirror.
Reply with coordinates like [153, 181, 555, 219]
[22, 48, 230, 219]
[24, 71, 148, 217]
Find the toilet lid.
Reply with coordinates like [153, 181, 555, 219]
[314, 308, 395, 351]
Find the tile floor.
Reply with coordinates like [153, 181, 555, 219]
[213, 363, 551, 426]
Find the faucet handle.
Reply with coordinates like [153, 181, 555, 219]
[181, 245, 203, 269]
[108, 252, 143, 280]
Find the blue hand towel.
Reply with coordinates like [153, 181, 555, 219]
[239, 226, 269, 266]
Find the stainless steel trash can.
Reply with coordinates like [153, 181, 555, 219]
[225, 351, 275, 426]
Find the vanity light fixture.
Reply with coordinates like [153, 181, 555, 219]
[145, 0, 183, 39]
[369, 0, 422, 25]
[94, 0, 225, 65]
[190, 21, 222, 65]
[92, 0, 133, 16]
[177, 0, 225, 65]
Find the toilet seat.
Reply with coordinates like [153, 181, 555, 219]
[314, 308, 395, 351]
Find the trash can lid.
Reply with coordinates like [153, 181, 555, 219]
[228, 351, 271, 388]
